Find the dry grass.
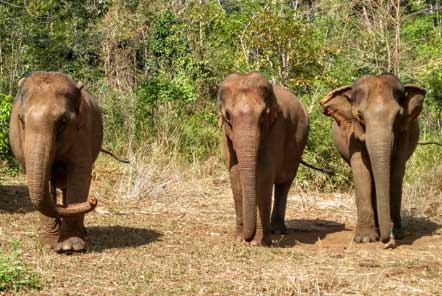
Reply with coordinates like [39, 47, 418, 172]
[0, 150, 442, 295]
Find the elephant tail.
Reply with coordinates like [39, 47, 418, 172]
[100, 148, 130, 164]
[300, 160, 335, 176]
[418, 141, 442, 147]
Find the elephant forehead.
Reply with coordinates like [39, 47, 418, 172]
[365, 89, 402, 110]
[26, 101, 66, 120]
[26, 83, 77, 98]
[234, 93, 265, 112]
[364, 100, 401, 124]
[352, 83, 403, 110]
[24, 75, 78, 98]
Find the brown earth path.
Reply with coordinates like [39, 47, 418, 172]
[1, 173, 442, 295]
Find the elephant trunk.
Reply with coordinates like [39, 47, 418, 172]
[366, 128, 393, 243]
[24, 131, 97, 218]
[234, 125, 260, 241]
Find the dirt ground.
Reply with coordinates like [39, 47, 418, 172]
[1, 165, 442, 296]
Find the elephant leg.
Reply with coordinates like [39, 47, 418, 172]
[229, 164, 243, 241]
[271, 180, 293, 235]
[252, 172, 273, 246]
[371, 181, 379, 229]
[55, 165, 91, 253]
[39, 181, 61, 249]
[389, 131, 413, 240]
[390, 160, 406, 240]
[351, 150, 379, 243]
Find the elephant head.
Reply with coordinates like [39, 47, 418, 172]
[218, 72, 279, 241]
[10, 72, 97, 218]
[320, 74, 426, 242]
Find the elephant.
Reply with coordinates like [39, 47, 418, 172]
[9, 71, 102, 253]
[320, 73, 426, 244]
[218, 72, 309, 246]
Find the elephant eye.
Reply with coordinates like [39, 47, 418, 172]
[58, 115, 67, 125]
[56, 115, 68, 138]
[18, 114, 25, 128]
[224, 111, 231, 122]
[357, 110, 364, 121]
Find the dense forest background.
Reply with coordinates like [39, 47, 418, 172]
[0, 0, 440, 190]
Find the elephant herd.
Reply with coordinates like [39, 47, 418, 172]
[7, 71, 426, 253]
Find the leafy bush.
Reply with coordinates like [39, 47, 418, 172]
[0, 241, 42, 292]
[135, 76, 195, 132]
[180, 110, 219, 161]
[0, 93, 12, 161]
[0, 0, 440, 192]
[422, 61, 442, 111]
[134, 76, 219, 161]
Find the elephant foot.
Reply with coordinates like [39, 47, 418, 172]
[39, 217, 61, 250]
[56, 224, 88, 254]
[40, 235, 59, 250]
[270, 220, 287, 235]
[354, 226, 379, 243]
[55, 237, 86, 253]
[234, 230, 244, 242]
[249, 233, 272, 247]
[392, 227, 404, 240]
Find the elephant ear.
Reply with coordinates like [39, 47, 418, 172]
[269, 103, 280, 124]
[404, 85, 426, 121]
[75, 82, 88, 130]
[16, 78, 27, 104]
[267, 85, 280, 125]
[217, 114, 223, 128]
[320, 86, 353, 132]
[18, 78, 25, 88]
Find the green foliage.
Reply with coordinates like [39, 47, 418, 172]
[0, 241, 42, 292]
[297, 95, 352, 191]
[0, 0, 440, 190]
[422, 61, 442, 110]
[135, 75, 195, 132]
[0, 94, 12, 161]
[150, 10, 186, 63]
[180, 110, 219, 161]
[134, 75, 218, 160]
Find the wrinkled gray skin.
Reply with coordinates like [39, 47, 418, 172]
[320, 74, 426, 244]
[219, 72, 308, 246]
[9, 71, 102, 253]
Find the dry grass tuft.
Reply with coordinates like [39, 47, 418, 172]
[403, 164, 442, 220]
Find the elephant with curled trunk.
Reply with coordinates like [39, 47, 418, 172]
[9, 71, 102, 253]
[320, 73, 426, 244]
[219, 72, 308, 246]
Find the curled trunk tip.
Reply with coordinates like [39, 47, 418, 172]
[55, 195, 98, 217]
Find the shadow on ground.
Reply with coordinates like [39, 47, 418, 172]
[87, 226, 162, 252]
[275, 219, 349, 247]
[0, 184, 34, 213]
[396, 215, 442, 246]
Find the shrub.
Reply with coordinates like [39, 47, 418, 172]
[0, 93, 12, 162]
[0, 241, 42, 292]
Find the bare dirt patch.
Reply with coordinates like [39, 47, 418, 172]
[1, 163, 442, 295]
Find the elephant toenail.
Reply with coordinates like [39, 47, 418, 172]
[72, 243, 84, 252]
